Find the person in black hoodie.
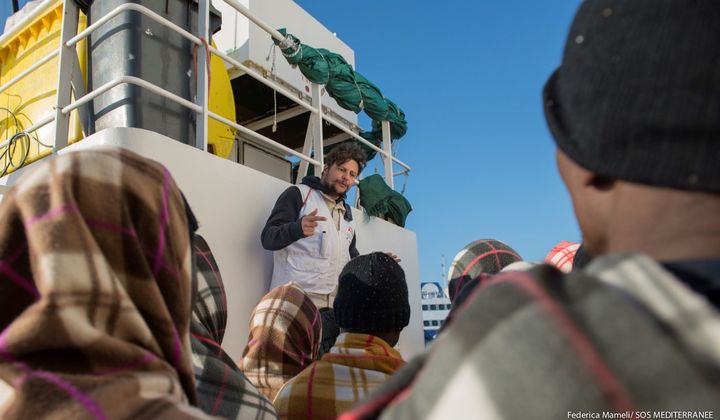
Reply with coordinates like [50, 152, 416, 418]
[261, 143, 366, 309]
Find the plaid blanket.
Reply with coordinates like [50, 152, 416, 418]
[342, 254, 720, 419]
[240, 283, 321, 401]
[273, 333, 405, 419]
[191, 234, 278, 419]
[0, 148, 215, 419]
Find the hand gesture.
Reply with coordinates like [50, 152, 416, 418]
[385, 252, 402, 263]
[301, 209, 326, 237]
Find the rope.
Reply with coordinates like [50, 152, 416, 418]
[0, 108, 42, 177]
[315, 50, 331, 85]
[350, 75, 364, 110]
[280, 34, 302, 58]
[191, 37, 213, 95]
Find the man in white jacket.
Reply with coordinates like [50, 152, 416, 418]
[261, 143, 366, 309]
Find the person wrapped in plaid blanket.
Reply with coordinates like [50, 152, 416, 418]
[191, 234, 278, 419]
[342, 0, 720, 418]
[0, 148, 215, 419]
[273, 252, 410, 419]
[240, 283, 322, 401]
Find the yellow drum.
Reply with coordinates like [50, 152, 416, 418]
[0, 1, 237, 175]
[0, 0, 86, 175]
[208, 39, 237, 159]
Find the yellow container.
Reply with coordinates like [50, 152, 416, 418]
[0, 0, 87, 175]
[0, 1, 237, 172]
[208, 40, 237, 159]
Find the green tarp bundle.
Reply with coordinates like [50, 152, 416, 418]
[275, 29, 408, 143]
[358, 174, 412, 227]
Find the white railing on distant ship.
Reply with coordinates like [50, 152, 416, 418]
[0, 0, 411, 189]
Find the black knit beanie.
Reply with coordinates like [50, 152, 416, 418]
[334, 252, 410, 334]
[544, 0, 720, 192]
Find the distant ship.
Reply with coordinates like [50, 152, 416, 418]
[420, 282, 451, 344]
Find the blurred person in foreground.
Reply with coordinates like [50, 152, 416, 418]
[342, 1, 720, 418]
[240, 283, 322, 401]
[0, 148, 217, 419]
[190, 234, 277, 419]
[260, 143, 366, 310]
[273, 252, 410, 419]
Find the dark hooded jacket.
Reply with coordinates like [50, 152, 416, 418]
[261, 176, 359, 257]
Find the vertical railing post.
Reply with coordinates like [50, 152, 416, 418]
[311, 84, 324, 175]
[53, 0, 79, 152]
[195, 0, 210, 151]
[381, 120, 393, 189]
[296, 121, 314, 184]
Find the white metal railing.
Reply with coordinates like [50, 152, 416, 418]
[220, 0, 411, 188]
[0, 50, 58, 97]
[1, 0, 410, 189]
[0, 0, 56, 46]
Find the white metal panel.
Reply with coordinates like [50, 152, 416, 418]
[0, 128, 423, 360]
[211, 0, 250, 55]
[242, 142, 292, 183]
[352, 210, 425, 359]
[212, 0, 359, 125]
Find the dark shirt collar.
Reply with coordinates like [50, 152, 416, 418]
[300, 176, 352, 221]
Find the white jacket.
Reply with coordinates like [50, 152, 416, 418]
[270, 185, 355, 293]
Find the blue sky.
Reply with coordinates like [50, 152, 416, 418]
[1, 0, 583, 285]
[292, 0, 584, 283]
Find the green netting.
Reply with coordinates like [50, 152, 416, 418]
[324, 53, 363, 112]
[275, 29, 407, 144]
[360, 99, 408, 144]
[358, 174, 412, 227]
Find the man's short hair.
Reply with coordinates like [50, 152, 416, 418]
[324, 142, 367, 173]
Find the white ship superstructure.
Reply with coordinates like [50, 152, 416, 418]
[420, 282, 451, 343]
[0, 0, 424, 359]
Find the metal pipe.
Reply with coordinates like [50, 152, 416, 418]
[392, 156, 412, 172]
[0, 0, 55, 47]
[67, 3, 201, 47]
[320, 113, 412, 172]
[62, 74, 319, 166]
[245, 106, 307, 131]
[221, 0, 288, 44]
[208, 111, 321, 166]
[381, 120, 394, 188]
[70, 27, 318, 166]
[208, 45, 317, 114]
[208, 43, 413, 171]
[1, 0, 409, 178]
[62, 75, 202, 114]
[195, 0, 210, 151]
[0, 114, 56, 152]
[0, 113, 55, 150]
[321, 113, 383, 154]
[0, 50, 58, 95]
[23, 114, 55, 135]
[52, 0, 79, 152]
[214, 0, 411, 174]
[310, 83, 324, 174]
